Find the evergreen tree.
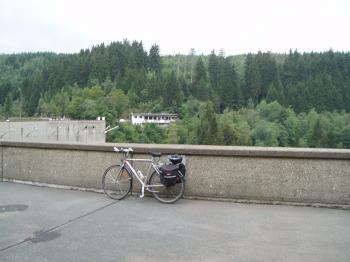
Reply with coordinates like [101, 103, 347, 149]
[162, 72, 183, 111]
[77, 49, 91, 86]
[208, 51, 219, 91]
[124, 68, 147, 105]
[217, 58, 242, 111]
[4, 92, 13, 118]
[286, 81, 309, 113]
[244, 54, 261, 104]
[266, 79, 285, 105]
[148, 44, 161, 74]
[255, 52, 278, 98]
[141, 73, 161, 103]
[90, 43, 108, 83]
[192, 57, 209, 100]
[130, 41, 148, 69]
[197, 101, 218, 145]
[106, 42, 119, 81]
[165, 124, 180, 144]
[187, 48, 196, 83]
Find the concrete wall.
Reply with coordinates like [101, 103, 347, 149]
[0, 120, 106, 143]
[1, 141, 350, 206]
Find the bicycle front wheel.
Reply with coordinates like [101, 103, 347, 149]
[102, 165, 132, 200]
[148, 171, 185, 204]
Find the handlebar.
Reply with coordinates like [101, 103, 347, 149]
[113, 147, 162, 160]
[113, 147, 133, 153]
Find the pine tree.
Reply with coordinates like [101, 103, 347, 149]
[266, 79, 285, 105]
[208, 51, 219, 91]
[192, 57, 208, 100]
[4, 92, 13, 118]
[148, 44, 161, 74]
[77, 49, 91, 86]
[217, 58, 242, 111]
[244, 54, 261, 104]
[188, 48, 196, 83]
[286, 80, 310, 114]
[256, 52, 278, 99]
[130, 41, 148, 69]
[197, 102, 218, 145]
[162, 72, 183, 111]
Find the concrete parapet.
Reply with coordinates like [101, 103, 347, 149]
[1, 141, 350, 205]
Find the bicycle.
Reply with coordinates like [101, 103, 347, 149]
[102, 147, 185, 204]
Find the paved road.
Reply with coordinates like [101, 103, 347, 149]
[0, 182, 350, 262]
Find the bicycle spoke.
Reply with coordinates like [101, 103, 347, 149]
[168, 188, 176, 197]
[149, 171, 184, 203]
[102, 165, 132, 200]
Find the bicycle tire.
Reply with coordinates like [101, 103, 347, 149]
[102, 164, 132, 200]
[148, 171, 185, 204]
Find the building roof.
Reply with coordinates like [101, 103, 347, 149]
[130, 113, 178, 117]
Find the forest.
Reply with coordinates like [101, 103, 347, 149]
[1, 40, 350, 148]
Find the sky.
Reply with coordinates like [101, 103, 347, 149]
[0, 0, 349, 55]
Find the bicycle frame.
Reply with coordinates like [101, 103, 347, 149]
[121, 157, 163, 198]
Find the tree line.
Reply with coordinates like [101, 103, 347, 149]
[108, 100, 350, 149]
[0, 40, 350, 148]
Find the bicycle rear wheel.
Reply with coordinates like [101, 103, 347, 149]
[102, 165, 132, 200]
[148, 171, 185, 204]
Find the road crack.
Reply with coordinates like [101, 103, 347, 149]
[0, 200, 120, 252]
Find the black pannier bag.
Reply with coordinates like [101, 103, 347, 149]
[169, 155, 186, 183]
[159, 164, 179, 187]
[178, 163, 186, 177]
[159, 154, 186, 186]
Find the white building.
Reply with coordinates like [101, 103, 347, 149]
[131, 113, 178, 126]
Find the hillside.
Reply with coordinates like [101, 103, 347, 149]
[1, 41, 350, 148]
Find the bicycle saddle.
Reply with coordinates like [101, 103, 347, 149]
[149, 152, 162, 157]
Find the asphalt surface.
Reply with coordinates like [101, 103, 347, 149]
[0, 182, 350, 262]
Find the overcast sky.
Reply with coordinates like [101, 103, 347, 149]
[0, 0, 349, 55]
